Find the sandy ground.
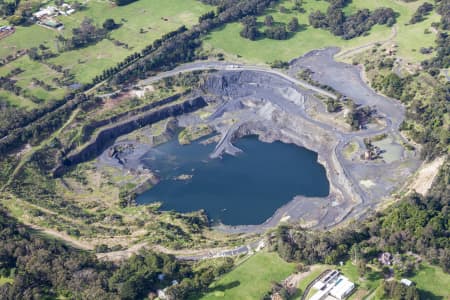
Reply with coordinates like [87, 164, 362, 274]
[409, 156, 446, 195]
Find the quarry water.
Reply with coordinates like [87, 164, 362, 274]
[137, 135, 329, 225]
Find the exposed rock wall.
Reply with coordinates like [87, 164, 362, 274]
[79, 93, 185, 145]
[53, 96, 207, 177]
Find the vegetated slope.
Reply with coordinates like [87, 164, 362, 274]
[0, 205, 235, 299]
[271, 160, 449, 280]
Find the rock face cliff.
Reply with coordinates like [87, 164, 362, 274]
[53, 96, 207, 177]
[81, 93, 185, 141]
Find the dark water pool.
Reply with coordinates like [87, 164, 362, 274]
[136, 136, 329, 225]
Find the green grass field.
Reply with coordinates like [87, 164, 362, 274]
[409, 263, 450, 299]
[290, 265, 329, 300]
[205, 0, 440, 64]
[0, 56, 68, 107]
[199, 252, 296, 300]
[0, 90, 37, 108]
[0, 0, 211, 87]
[48, 0, 211, 83]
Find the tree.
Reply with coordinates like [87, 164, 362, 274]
[242, 15, 257, 26]
[357, 259, 368, 277]
[240, 24, 259, 40]
[28, 47, 40, 61]
[115, 0, 138, 6]
[102, 18, 118, 30]
[265, 25, 288, 40]
[265, 15, 274, 27]
[288, 17, 299, 32]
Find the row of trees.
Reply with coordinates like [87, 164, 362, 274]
[376, 280, 420, 300]
[436, 0, 449, 30]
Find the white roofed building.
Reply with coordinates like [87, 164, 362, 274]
[308, 270, 356, 300]
[400, 278, 413, 286]
[329, 277, 355, 300]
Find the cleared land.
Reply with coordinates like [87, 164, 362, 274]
[0, 56, 68, 102]
[199, 252, 296, 300]
[205, 0, 440, 64]
[0, 0, 211, 106]
[409, 263, 450, 299]
[49, 0, 211, 83]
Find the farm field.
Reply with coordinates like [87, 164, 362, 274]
[0, 0, 211, 103]
[198, 252, 296, 300]
[205, 0, 440, 64]
[49, 0, 211, 83]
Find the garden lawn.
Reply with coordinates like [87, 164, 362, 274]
[0, 25, 56, 58]
[199, 252, 296, 300]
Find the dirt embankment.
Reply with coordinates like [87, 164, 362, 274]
[409, 156, 446, 196]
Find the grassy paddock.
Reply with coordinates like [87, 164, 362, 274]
[49, 0, 211, 83]
[0, 0, 211, 85]
[409, 263, 450, 299]
[0, 56, 68, 106]
[205, 0, 439, 64]
[199, 252, 296, 300]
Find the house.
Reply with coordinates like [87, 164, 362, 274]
[400, 278, 414, 287]
[33, 6, 58, 19]
[0, 26, 14, 40]
[378, 252, 393, 266]
[40, 18, 63, 29]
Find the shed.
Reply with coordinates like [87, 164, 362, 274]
[400, 278, 413, 286]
